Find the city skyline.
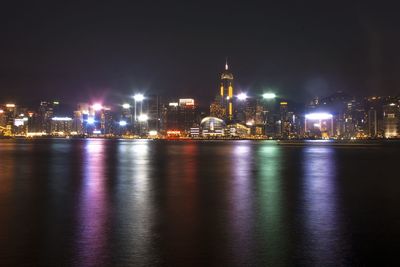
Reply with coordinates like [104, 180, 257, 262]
[1, 61, 399, 139]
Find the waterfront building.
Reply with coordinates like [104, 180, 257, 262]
[103, 108, 114, 135]
[227, 123, 250, 138]
[13, 114, 29, 136]
[189, 127, 200, 137]
[26, 111, 41, 133]
[164, 102, 180, 132]
[201, 116, 225, 137]
[244, 98, 257, 126]
[51, 117, 73, 135]
[38, 101, 59, 133]
[279, 101, 290, 138]
[304, 112, 334, 139]
[368, 108, 377, 138]
[0, 107, 5, 131]
[383, 103, 399, 138]
[0, 104, 17, 136]
[147, 95, 161, 133]
[72, 110, 84, 134]
[162, 99, 199, 135]
[178, 98, 199, 133]
[120, 103, 133, 134]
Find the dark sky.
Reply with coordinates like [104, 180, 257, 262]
[1, 1, 399, 107]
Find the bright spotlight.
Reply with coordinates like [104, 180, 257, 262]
[305, 113, 333, 120]
[92, 103, 103, 111]
[119, 120, 127, 127]
[263, 93, 276, 99]
[134, 94, 144, 102]
[138, 114, 148, 122]
[149, 130, 158, 136]
[87, 117, 95, 124]
[237, 93, 248, 101]
[122, 103, 131, 109]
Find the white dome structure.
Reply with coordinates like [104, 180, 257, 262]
[201, 117, 226, 136]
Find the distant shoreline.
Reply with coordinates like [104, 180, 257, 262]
[2, 136, 400, 145]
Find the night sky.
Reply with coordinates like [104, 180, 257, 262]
[1, 1, 399, 107]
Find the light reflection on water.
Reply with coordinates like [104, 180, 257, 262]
[114, 139, 155, 266]
[301, 146, 347, 266]
[0, 139, 399, 266]
[76, 139, 110, 266]
[229, 142, 255, 265]
[256, 143, 287, 265]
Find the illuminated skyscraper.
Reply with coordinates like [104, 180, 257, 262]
[2, 104, 17, 136]
[383, 103, 399, 138]
[368, 108, 377, 138]
[305, 112, 334, 139]
[279, 101, 289, 137]
[219, 60, 234, 121]
[163, 99, 199, 135]
[38, 101, 59, 133]
[147, 95, 161, 132]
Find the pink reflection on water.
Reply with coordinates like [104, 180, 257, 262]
[76, 139, 110, 266]
[229, 142, 254, 264]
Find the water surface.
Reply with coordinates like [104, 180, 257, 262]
[0, 139, 399, 266]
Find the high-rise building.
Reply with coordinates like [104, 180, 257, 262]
[1, 104, 17, 136]
[51, 117, 73, 135]
[304, 112, 334, 139]
[368, 108, 377, 138]
[164, 102, 180, 131]
[279, 101, 289, 138]
[26, 111, 41, 133]
[147, 95, 161, 132]
[383, 103, 399, 138]
[219, 60, 234, 121]
[0, 108, 5, 131]
[162, 99, 199, 135]
[38, 101, 59, 133]
[72, 103, 90, 134]
[178, 98, 199, 133]
[103, 108, 114, 135]
[210, 100, 225, 119]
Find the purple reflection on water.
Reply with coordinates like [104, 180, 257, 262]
[302, 146, 346, 265]
[75, 139, 110, 266]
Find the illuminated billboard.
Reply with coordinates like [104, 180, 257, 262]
[179, 99, 195, 106]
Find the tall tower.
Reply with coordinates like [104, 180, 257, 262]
[220, 60, 234, 121]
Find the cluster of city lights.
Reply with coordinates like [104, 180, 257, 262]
[84, 93, 149, 128]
